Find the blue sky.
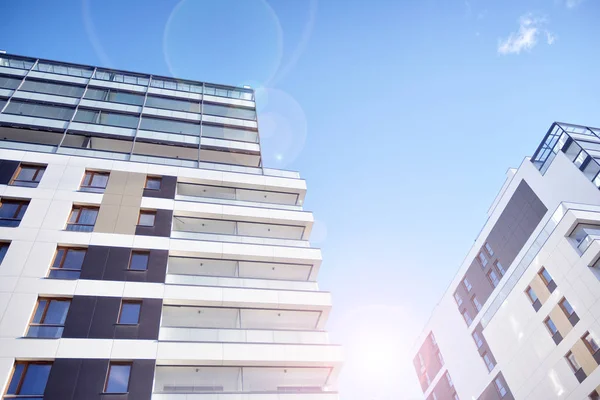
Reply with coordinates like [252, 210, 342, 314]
[2, 0, 600, 398]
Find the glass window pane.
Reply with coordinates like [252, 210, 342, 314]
[201, 124, 258, 143]
[90, 173, 109, 188]
[145, 177, 161, 190]
[138, 212, 155, 226]
[0, 243, 9, 264]
[32, 300, 47, 323]
[44, 300, 70, 324]
[4, 100, 75, 120]
[20, 80, 85, 98]
[562, 299, 574, 315]
[140, 117, 200, 136]
[106, 364, 131, 393]
[541, 268, 552, 284]
[98, 111, 139, 129]
[0, 75, 22, 89]
[79, 208, 98, 225]
[119, 303, 141, 324]
[68, 208, 80, 223]
[20, 364, 52, 395]
[130, 252, 149, 271]
[63, 250, 86, 270]
[146, 96, 200, 113]
[0, 202, 19, 218]
[7, 363, 25, 394]
[203, 103, 256, 120]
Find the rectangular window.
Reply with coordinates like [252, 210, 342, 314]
[0, 75, 23, 89]
[11, 164, 45, 187]
[95, 69, 149, 86]
[80, 170, 109, 193]
[202, 102, 257, 121]
[583, 332, 600, 354]
[544, 317, 558, 335]
[430, 333, 437, 346]
[445, 372, 453, 387]
[495, 377, 507, 397]
[66, 206, 99, 232]
[463, 277, 472, 292]
[462, 309, 472, 325]
[5, 361, 52, 397]
[560, 298, 575, 316]
[473, 331, 483, 348]
[140, 116, 200, 136]
[0, 242, 9, 265]
[145, 176, 162, 190]
[104, 363, 132, 393]
[418, 352, 425, 370]
[495, 261, 506, 276]
[483, 352, 495, 372]
[488, 269, 500, 288]
[485, 242, 494, 256]
[84, 88, 144, 106]
[118, 301, 141, 324]
[20, 79, 85, 98]
[137, 210, 156, 227]
[566, 351, 582, 372]
[539, 267, 553, 287]
[129, 251, 149, 271]
[35, 61, 93, 78]
[48, 247, 86, 279]
[27, 298, 70, 338]
[437, 351, 444, 365]
[74, 109, 139, 129]
[0, 199, 29, 227]
[471, 295, 482, 312]
[201, 124, 259, 143]
[4, 100, 75, 121]
[478, 252, 488, 267]
[525, 286, 538, 304]
[454, 292, 463, 306]
[145, 95, 201, 113]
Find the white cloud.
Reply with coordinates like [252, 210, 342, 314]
[498, 14, 555, 55]
[566, 0, 584, 8]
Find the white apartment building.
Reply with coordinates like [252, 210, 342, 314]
[413, 122, 600, 400]
[0, 53, 342, 399]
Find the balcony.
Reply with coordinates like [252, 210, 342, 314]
[152, 366, 337, 398]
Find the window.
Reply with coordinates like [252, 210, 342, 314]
[84, 88, 144, 106]
[118, 301, 141, 324]
[560, 298, 575, 317]
[566, 351, 582, 372]
[48, 247, 86, 279]
[445, 372, 453, 387]
[0, 199, 28, 227]
[27, 298, 70, 338]
[483, 352, 495, 372]
[4, 100, 75, 121]
[95, 69, 149, 86]
[525, 286, 539, 304]
[66, 206, 99, 232]
[488, 269, 500, 288]
[495, 261, 506, 276]
[473, 331, 483, 348]
[454, 292, 463, 306]
[11, 164, 45, 187]
[129, 251, 149, 271]
[462, 309, 472, 325]
[20, 79, 85, 98]
[202, 103, 257, 121]
[430, 333, 437, 346]
[485, 242, 494, 256]
[463, 277, 472, 292]
[74, 109, 139, 129]
[418, 353, 425, 370]
[544, 317, 558, 335]
[104, 363, 132, 393]
[34, 61, 93, 78]
[145, 176, 161, 190]
[583, 332, 600, 354]
[539, 267, 555, 290]
[81, 171, 109, 193]
[145, 95, 201, 113]
[0, 242, 9, 264]
[495, 377, 507, 397]
[437, 351, 444, 365]
[478, 252, 488, 267]
[201, 124, 259, 143]
[425, 371, 430, 386]
[0, 75, 23, 89]
[471, 295, 482, 312]
[589, 390, 600, 400]
[5, 361, 52, 397]
[137, 211, 156, 227]
[140, 116, 200, 136]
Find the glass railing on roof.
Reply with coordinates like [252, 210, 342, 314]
[33, 62, 93, 78]
[0, 55, 35, 70]
[94, 69, 149, 86]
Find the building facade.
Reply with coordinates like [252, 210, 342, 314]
[413, 122, 600, 400]
[0, 53, 342, 399]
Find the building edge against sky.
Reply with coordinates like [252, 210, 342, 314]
[413, 122, 600, 400]
[0, 53, 342, 399]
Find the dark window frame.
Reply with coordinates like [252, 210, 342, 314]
[10, 164, 46, 187]
[104, 362, 132, 394]
[487, 269, 500, 288]
[117, 300, 142, 325]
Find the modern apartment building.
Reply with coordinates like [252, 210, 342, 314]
[0, 53, 342, 399]
[412, 122, 600, 400]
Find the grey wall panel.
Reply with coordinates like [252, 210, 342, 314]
[0, 160, 19, 184]
[88, 297, 120, 339]
[63, 296, 95, 338]
[135, 209, 172, 237]
[44, 358, 81, 400]
[143, 175, 176, 199]
[477, 372, 514, 400]
[137, 298, 162, 340]
[128, 360, 156, 399]
[80, 246, 167, 283]
[72, 359, 109, 400]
